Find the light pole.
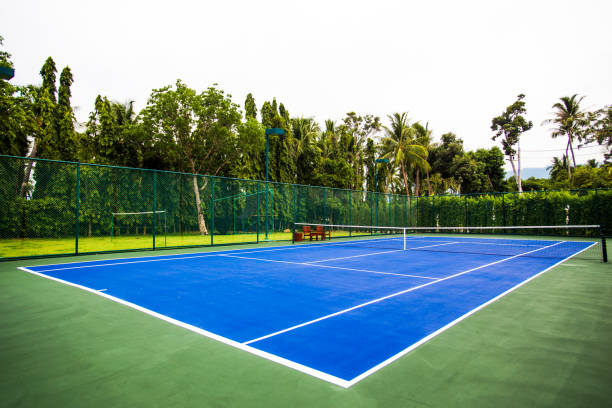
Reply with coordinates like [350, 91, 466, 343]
[264, 128, 285, 240]
[374, 158, 389, 227]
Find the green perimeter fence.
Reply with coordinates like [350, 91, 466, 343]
[1, 154, 611, 260]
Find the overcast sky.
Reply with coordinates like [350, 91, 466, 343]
[1, 0, 611, 170]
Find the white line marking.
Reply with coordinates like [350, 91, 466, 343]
[17, 241, 596, 388]
[17, 266, 352, 388]
[31, 254, 222, 272]
[243, 241, 565, 345]
[344, 241, 599, 387]
[407, 242, 461, 250]
[308, 250, 404, 263]
[218, 254, 438, 280]
[98, 288, 108, 292]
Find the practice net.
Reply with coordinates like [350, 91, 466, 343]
[292, 223, 608, 262]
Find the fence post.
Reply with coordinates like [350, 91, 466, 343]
[153, 170, 157, 250]
[595, 189, 600, 225]
[502, 193, 506, 229]
[211, 177, 215, 246]
[293, 184, 297, 230]
[464, 195, 468, 230]
[75, 163, 80, 255]
[432, 195, 435, 228]
[256, 182, 260, 243]
[323, 187, 327, 223]
[416, 196, 419, 227]
[404, 195, 407, 227]
[349, 191, 352, 237]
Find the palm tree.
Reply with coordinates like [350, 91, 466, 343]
[381, 113, 430, 197]
[546, 156, 568, 180]
[413, 122, 434, 195]
[291, 116, 320, 158]
[543, 94, 587, 179]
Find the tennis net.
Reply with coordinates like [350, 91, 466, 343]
[292, 223, 608, 262]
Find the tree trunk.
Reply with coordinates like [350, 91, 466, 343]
[192, 175, 208, 235]
[20, 140, 37, 197]
[565, 141, 572, 181]
[401, 161, 410, 197]
[509, 156, 522, 193]
[415, 168, 420, 197]
[568, 133, 577, 167]
[426, 169, 432, 195]
[486, 174, 494, 190]
[517, 144, 522, 192]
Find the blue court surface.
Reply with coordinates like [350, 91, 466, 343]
[21, 235, 595, 388]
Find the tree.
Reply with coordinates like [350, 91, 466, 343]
[450, 154, 487, 194]
[547, 156, 569, 182]
[491, 93, 533, 192]
[291, 117, 320, 185]
[412, 122, 434, 195]
[55, 67, 76, 160]
[244, 93, 257, 119]
[589, 105, 612, 163]
[429, 132, 464, 181]
[542, 94, 588, 180]
[381, 113, 429, 196]
[140, 80, 243, 234]
[342, 112, 382, 189]
[471, 147, 505, 191]
[0, 36, 31, 157]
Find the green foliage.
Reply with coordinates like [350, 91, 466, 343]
[491, 94, 533, 158]
[40, 57, 57, 103]
[0, 39, 31, 157]
[244, 93, 257, 119]
[491, 93, 533, 191]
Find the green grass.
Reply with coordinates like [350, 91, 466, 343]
[0, 232, 293, 258]
[0, 244, 611, 407]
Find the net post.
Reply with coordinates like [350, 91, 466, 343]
[75, 162, 80, 255]
[403, 228, 406, 250]
[164, 210, 167, 247]
[292, 222, 295, 244]
[601, 226, 608, 263]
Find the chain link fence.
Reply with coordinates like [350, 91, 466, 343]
[0, 154, 610, 260]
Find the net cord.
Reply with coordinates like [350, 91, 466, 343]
[293, 222, 601, 230]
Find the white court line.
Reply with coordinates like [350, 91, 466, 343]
[17, 266, 352, 388]
[28, 233, 562, 273]
[18, 240, 594, 388]
[27, 238, 407, 272]
[98, 288, 108, 292]
[243, 241, 564, 345]
[219, 254, 438, 280]
[31, 253, 223, 273]
[307, 249, 404, 263]
[308, 242, 461, 264]
[345, 240, 598, 387]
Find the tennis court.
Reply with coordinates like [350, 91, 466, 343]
[20, 228, 599, 388]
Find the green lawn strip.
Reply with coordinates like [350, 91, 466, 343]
[0, 232, 292, 258]
[0, 251, 611, 407]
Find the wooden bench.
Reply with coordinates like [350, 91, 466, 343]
[315, 225, 331, 240]
[302, 225, 314, 240]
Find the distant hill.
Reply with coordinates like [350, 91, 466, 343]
[505, 167, 549, 179]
